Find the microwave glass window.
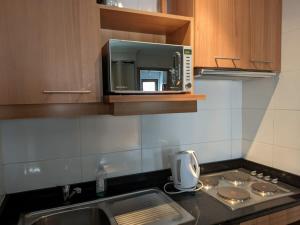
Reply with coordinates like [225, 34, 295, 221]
[139, 70, 167, 91]
[111, 61, 136, 91]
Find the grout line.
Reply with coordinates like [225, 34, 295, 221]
[142, 139, 233, 151]
[78, 117, 84, 182]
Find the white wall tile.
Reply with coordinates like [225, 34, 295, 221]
[80, 116, 141, 154]
[4, 158, 81, 193]
[0, 118, 80, 164]
[282, 29, 300, 72]
[283, 0, 300, 33]
[142, 110, 231, 148]
[81, 150, 141, 182]
[196, 141, 232, 164]
[231, 140, 242, 159]
[273, 71, 300, 110]
[243, 78, 277, 109]
[142, 141, 232, 172]
[195, 80, 232, 110]
[273, 146, 300, 175]
[197, 110, 231, 144]
[142, 146, 180, 172]
[242, 140, 273, 167]
[231, 81, 243, 109]
[232, 109, 242, 139]
[243, 110, 274, 144]
[0, 150, 3, 195]
[274, 110, 300, 150]
[141, 113, 200, 148]
[0, 165, 4, 195]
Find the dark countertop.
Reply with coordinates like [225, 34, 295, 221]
[173, 190, 300, 225]
[1, 159, 300, 225]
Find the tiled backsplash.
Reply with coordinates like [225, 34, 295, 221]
[0, 151, 4, 197]
[242, 0, 300, 176]
[0, 80, 242, 194]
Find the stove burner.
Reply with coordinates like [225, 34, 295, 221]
[223, 171, 251, 185]
[200, 176, 219, 189]
[218, 187, 251, 204]
[251, 182, 278, 196]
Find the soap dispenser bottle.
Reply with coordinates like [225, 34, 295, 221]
[96, 163, 107, 197]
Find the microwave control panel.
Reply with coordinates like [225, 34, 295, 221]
[183, 47, 193, 92]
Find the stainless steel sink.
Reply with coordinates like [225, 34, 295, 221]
[30, 207, 110, 225]
[18, 189, 194, 225]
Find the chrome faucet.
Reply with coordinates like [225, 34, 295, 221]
[62, 185, 82, 202]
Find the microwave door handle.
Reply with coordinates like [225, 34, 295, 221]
[173, 52, 181, 83]
[177, 52, 181, 82]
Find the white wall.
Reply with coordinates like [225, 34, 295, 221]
[242, 0, 300, 176]
[0, 145, 4, 199]
[0, 80, 242, 193]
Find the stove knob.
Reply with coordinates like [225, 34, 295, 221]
[271, 178, 279, 184]
[264, 176, 271, 181]
[251, 171, 257, 176]
[257, 173, 264, 179]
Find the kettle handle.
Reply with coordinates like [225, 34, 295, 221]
[191, 152, 200, 176]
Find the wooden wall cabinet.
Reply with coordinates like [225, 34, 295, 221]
[0, 1, 205, 118]
[194, 0, 249, 69]
[194, 0, 282, 72]
[0, 0, 101, 105]
[248, 0, 282, 72]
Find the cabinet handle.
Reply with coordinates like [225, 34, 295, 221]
[215, 56, 241, 61]
[250, 60, 273, 64]
[215, 56, 241, 68]
[43, 90, 91, 94]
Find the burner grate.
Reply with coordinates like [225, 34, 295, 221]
[251, 182, 278, 196]
[223, 171, 251, 185]
[218, 187, 251, 203]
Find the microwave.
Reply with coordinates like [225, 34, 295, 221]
[102, 39, 193, 94]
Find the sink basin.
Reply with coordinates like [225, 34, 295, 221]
[19, 189, 194, 225]
[31, 207, 110, 225]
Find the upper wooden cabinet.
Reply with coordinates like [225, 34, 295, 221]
[194, 0, 282, 72]
[249, 0, 282, 71]
[194, 0, 249, 69]
[0, 0, 101, 105]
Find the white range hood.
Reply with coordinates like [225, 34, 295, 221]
[195, 68, 278, 80]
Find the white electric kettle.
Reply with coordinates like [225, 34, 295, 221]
[171, 150, 200, 191]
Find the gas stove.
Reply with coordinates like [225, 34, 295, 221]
[200, 169, 300, 210]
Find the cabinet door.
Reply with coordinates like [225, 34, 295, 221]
[194, 0, 249, 69]
[0, 0, 101, 105]
[248, 0, 282, 72]
[240, 206, 300, 225]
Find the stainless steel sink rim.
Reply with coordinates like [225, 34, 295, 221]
[18, 189, 194, 225]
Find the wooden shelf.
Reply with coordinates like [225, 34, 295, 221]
[98, 4, 193, 35]
[104, 94, 206, 103]
[112, 101, 197, 115]
[0, 100, 200, 119]
[0, 103, 112, 120]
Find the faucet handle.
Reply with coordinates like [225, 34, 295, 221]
[63, 185, 70, 193]
[73, 187, 82, 194]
